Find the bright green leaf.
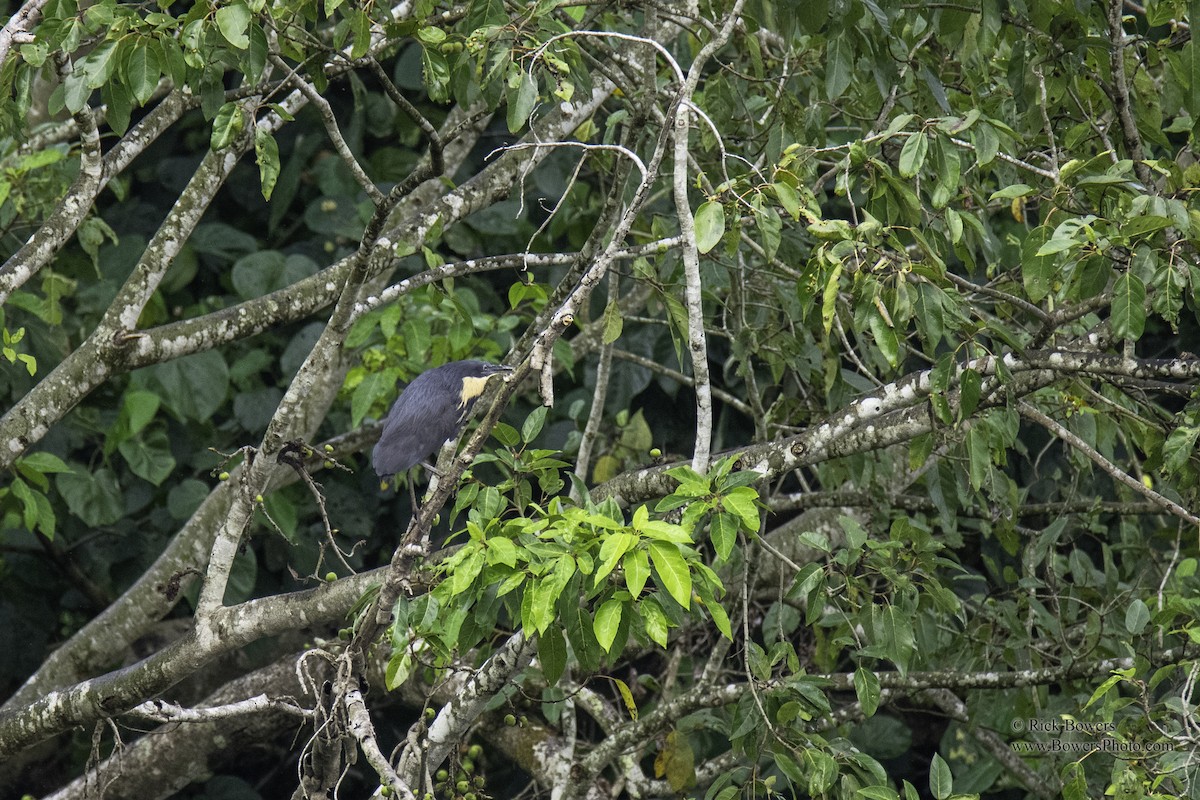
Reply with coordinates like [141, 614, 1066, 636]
[648, 541, 692, 609]
[216, 3, 252, 49]
[594, 597, 624, 651]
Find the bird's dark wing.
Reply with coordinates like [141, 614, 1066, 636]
[372, 375, 465, 476]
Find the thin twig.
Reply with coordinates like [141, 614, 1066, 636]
[1018, 401, 1200, 527]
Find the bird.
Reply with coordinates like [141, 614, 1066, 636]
[372, 360, 512, 482]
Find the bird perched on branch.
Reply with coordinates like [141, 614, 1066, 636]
[372, 360, 512, 483]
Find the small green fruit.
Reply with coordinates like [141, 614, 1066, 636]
[380, 785, 392, 796]
[436, 769, 449, 782]
[338, 628, 351, 640]
[325, 572, 337, 582]
[456, 780, 470, 793]
[467, 744, 483, 759]
[504, 714, 517, 726]
[649, 448, 662, 458]
[218, 471, 230, 481]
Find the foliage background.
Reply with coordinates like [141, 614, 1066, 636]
[1, 0, 1200, 799]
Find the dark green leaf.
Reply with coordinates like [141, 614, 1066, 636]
[1112, 271, 1146, 341]
[119, 427, 176, 486]
[825, 33, 852, 99]
[123, 41, 160, 106]
[522, 405, 547, 444]
[147, 350, 230, 422]
[507, 71, 538, 133]
[853, 666, 881, 717]
[539, 625, 567, 684]
[898, 132, 928, 178]
[57, 467, 124, 527]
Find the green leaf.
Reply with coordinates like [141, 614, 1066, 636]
[123, 42, 160, 106]
[1125, 598, 1150, 634]
[595, 532, 636, 586]
[1122, 215, 1172, 238]
[624, 548, 650, 596]
[232, 251, 317, 300]
[854, 666, 881, 717]
[822, 260, 842, 335]
[594, 597, 624, 651]
[709, 513, 738, 563]
[756, 204, 782, 259]
[958, 368, 982, 420]
[869, 603, 915, 674]
[640, 595, 670, 647]
[486, 536, 519, 567]
[654, 730, 696, 792]
[965, 425, 989, 491]
[857, 788, 901, 800]
[255, 128, 279, 200]
[351, 370, 395, 429]
[522, 404, 547, 444]
[613, 676, 638, 719]
[147, 350, 230, 422]
[928, 753, 952, 800]
[989, 183, 1033, 201]
[216, 2, 252, 49]
[81, 40, 121, 89]
[57, 467, 124, 527]
[648, 541, 692, 609]
[773, 181, 801, 220]
[898, 132, 928, 178]
[806, 750, 839, 795]
[825, 33, 852, 99]
[694, 201, 725, 254]
[1162, 425, 1200, 474]
[539, 625, 567, 684]
[869, 308, 900, 367]
[703, 596, 733, 639]
[1112, 271, 1146, 341]
[507, 71, 538, 133]
[449, 544, 485, 595]
[1185, 40, 1200, 119]
[1034, 236, 1078, 257]
[973, 121, 999, 167]
[211, 102, 245, 150]
[17, 452, 72, 476]
[601, 299, 623, 344]
[721, 486, 760, 532]
[1021, 227, 1056, 304]
[119, 428, 176, 486]
[348, 8, 370, 58]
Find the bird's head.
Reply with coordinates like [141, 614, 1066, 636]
[455, 361, 512, 409]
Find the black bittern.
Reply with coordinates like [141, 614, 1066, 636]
[372, 360, 511, 502]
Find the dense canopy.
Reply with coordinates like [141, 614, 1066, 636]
[1, 1, 1200, 799]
